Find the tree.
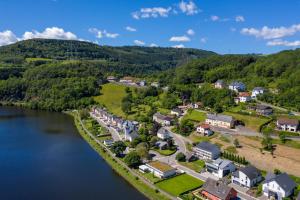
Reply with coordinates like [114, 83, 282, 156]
[136, 142, 150, 160]
[233, 139, 240, 148]
[177, 119, 194, 136]
[150, 136, 159, 147]
[279, 133, 286, 144]
[121, 100, 132, 115]
[110, 141, 126, 157]
[274, 169, 281, 175]
[176, 152, 186, 162]
[261, 132, 273, 151]
[124, 151, 141, 168]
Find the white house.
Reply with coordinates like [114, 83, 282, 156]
[157, 127, 171, 140]
[103, 139, 114, 147]
[229, 81, 246, 92]
[139, 161, 176, 178]
[251, 87, 265, 98]
[153, 113, 172, 126]
[214, 80, 226, 89]
[206, 113, 235, 129]
[170, 108, 183, 117]
[151, 82, 160, 88]
[205, 158, 236, 178]
[196, 123, 213, 136]
[123, 120, 139, 142]
[276, 117, 299, 132]
[193, 142, 220, 160]
[231, 165, 262, 188]
[263, 173, 296, 200]
[238, 92, 252, 103]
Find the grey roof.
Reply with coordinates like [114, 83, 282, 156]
[264, 173, 297, 192]
[171, 108, 182, 113]
[253, 87, 265, 91]
[215, 80, 224, 84]
[207, 113, 234, 123]
[256, 104, 272, 110]
[196, 142, 220, 154]
[156, 141, 168, 147]
[157, 127, 169, 135]
[230, 81, 245, 87]
[202, 178, 235, 200]
[239, 165, 261, 180]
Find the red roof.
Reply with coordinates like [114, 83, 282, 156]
[238, 92, 251, 97]
[198, 123, 210, 129]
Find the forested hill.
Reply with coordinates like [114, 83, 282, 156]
[0, 39, 216, 74]
[169, 49, 300, 110]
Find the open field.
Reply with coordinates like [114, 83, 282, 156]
[155, 174, 203, 196]
[183, 110, 206, 122]
[223, 111, 271, 131]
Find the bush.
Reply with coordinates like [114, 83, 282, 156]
[176, 152, 186, 162]
[124, 151, 141, 168]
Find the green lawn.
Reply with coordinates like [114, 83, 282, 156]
[155, 149, 177, 156]
[137, 171, 161, 183]
[223, 111, 271, 131]
[183, 110, 206, 122]
[155, 174, 203, 196]
[179, 160, 205, 172]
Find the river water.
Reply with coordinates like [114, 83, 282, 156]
[0, 106, 146, 200]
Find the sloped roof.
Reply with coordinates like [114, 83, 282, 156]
[202, 178, 236, 200]
[239, 165, 261, 180]
[277, 117, 299, 126]
[207, 113, 234, 123]
[196, 142, 220, 154]
[264, 173, 297, 192]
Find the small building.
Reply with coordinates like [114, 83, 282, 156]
[139, 80, 146, 86]
[196, 123, 213, 136]
[193, 102, 203, 109]
[123, 120, 139, 142]
[200, 178, 237, 200]
[153, 113, 172, 126]
[155, 141, 168, 150]
[231, 165, 262, 188]
[276, 117, 299, 132]
[229, 81, 246, 92]
[263, 173, 297, 200]
[214, 80, 226, 89]
[107, 76, 117, 82]
[205, 158, 236, 178]
[206, 113, 235, 129]
[139, 161, 176, 178]
[103, 139, 114, 147]
[251, 87, 265, 98]
[151, 82, 160, 88]
[157, 127, 171, 140]
[234, 97, 240, 104]
[119, 76, 134, 84]
[170, 108, 183, 117]
[238, 92, 252, 103]
[255, 105, 273, 116]
[193, 142, 220, 160]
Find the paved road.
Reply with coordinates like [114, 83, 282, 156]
[257, 100, 300, 116]
[78, 111, 176, 200]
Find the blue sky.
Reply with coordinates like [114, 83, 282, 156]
[0, 0, 300, 54]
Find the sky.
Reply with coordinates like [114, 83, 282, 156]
[0, 0, 300, 54]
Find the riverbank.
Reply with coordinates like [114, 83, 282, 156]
[68, 111, 172, 200]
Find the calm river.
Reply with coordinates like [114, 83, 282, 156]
[0, 106, 146, 200]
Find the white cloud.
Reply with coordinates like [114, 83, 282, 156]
[200, 37, 207, 43]
[169, 35, 190, 42]
[187, 29, 195, 36]
[235, 15, 245, 22]
[267, 39, 300, 47]
[241, 24, 300, 40]
[172, 44, 185, 48]
[89, 28, 119, 39]
[132, 7, 172, 19]
[125, 26, 137, 32]
[178, 1, 199, 15]
[23, 27, 77, 40]
[134, 40, 145, 46]
[150, 43, 158, 47]
[211, 15, 220, 21]
[0, 30, 18, 46]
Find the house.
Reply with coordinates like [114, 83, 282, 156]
[139, 80, 146, 86]
[193, 102, 203, 109]
[263, 173, 297, 200]
[196, 123, 214, 136]
[256, 105, 273, 116]
[229, 81, 246, 92]
[200, 178, 237, 200]
[139, 161, 176, 178]
[214, 80, 226, 89]
[119, 76, 134, 84]
[151, 82, 160, 88]
[103, 139, 114, 147]
[123, 120, 139, 142]
[193, 142, 221, 160]
[251, 87, 265, 98]
[171, 108, 183, 117]
[155, 141, 168, 150]
[115, 117, 124, 129]
[205, 158, 236, 178]
[276, 117, 299, 132]
[238, 92, 251, 103]
[153, 113, 172, 126]
[231, 165, 262, 188]
[107, 76, 117, 82]
[157, 127, 171, 140]
[206, 113, 235, 129]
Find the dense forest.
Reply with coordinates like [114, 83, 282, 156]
[0, 39, 299, 111]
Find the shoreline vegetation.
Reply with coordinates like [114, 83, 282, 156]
[67, 111, 172, 200]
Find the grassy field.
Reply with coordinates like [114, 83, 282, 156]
[179, 160, 205, 172]
[155, 149, 177, 156]
[155, 174, 203, 196]
[223, 111, 271, 131]
[183, 110, 206, 122]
